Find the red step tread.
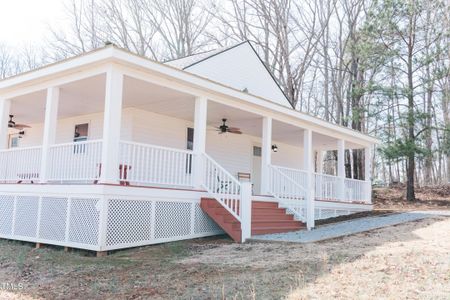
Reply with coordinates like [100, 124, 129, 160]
[200, 198, 305, 242]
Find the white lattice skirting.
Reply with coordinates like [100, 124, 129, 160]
[0, 186, 223, 251]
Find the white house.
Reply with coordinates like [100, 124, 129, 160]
[0, 42, 378, 254]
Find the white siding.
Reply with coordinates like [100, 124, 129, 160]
[185, 43, 291, 108]
[17, 109, 133, 147]
[13, 108, 305, 179]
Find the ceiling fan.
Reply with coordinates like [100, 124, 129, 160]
[8, 115, 31, 130]
[216, 118, 242, 135]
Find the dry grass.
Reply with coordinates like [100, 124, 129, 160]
[1, 216, 449, 299]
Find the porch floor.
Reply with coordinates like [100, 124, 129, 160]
[249, 211, 450, 243]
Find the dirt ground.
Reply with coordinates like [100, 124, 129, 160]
[0, 186, 449, 299]
[0, 216, 449, 299]
[373, 184, 450, 210]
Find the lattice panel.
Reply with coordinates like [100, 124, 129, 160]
[39, 197, 68, 242]
[194, 203, 222, 234]
[106, 199, 152, 246]
[14, 196, 39, 238]
[69, 198, 100, 245]
[0, 195, 14, 236]
[154, 201, 191, 239]
[316, 209, 336, 220]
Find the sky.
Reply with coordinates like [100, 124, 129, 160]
[0, 0, 67, 46]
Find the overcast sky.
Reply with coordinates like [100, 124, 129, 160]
[0, 0, 67, 46]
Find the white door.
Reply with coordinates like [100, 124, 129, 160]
[252, 145, 262, 194]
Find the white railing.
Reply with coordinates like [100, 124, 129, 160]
[0, 146, 42, 183]
[119, 141, 194, 187]
[276, 166, 308, 189]
[202, 153, 241, 221]
[48, 140, 103, 182]
[344, 178, 371, 203]
[314, 173, 340, 201]
[268, 165, 307, 222]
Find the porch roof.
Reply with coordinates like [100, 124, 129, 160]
[0, 45, 379, 146]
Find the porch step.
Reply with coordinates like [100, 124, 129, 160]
[200, 198, 305, 243]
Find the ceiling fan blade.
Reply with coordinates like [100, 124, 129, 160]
[228, 127, 241, 131]
[228, 129, 242, 134]
[14, 124, 31, 129]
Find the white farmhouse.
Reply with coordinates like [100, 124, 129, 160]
[0, 42, 378, 254]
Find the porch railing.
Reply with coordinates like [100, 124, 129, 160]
[0, 146, 42, 183]
[48, 140, 103, 182]
[314, 173, 341, 201]
[268, 165, 307, 222]
[202, 153, 241, 221]
[276, 166, 308, 190]
[119, 141, 194, 187]
[344, 178, 371, 203]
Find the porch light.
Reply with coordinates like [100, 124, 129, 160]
[272, 144, 278, 152]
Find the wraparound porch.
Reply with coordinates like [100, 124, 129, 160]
[0, 63, 375, 245]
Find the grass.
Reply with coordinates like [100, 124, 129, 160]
[1, 216, 450, 299]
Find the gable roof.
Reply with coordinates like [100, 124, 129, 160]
[0, 44, 379, 145]
[165, 41, 293, 108]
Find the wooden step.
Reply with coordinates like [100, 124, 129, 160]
[252, 207, 287, 215]
[200, 198, 305, 242]
[252, 201, 279, 208]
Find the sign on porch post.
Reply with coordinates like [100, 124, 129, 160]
[193, 96, 207, 188]
[303, 128, 315, 230]
[261, 116, 272, 195]
[100, 67, 124, 184]
[0, 98, 11, 150]
[40, 87, 60, 183]
[337, 139, 346, 201]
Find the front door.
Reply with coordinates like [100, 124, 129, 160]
[252, 145, 262, 194]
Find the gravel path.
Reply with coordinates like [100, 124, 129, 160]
[251, 210, 450, 243]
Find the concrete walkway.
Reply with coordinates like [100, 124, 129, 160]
[251, 210, 450, 243]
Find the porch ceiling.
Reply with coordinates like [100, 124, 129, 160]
[8, 73, 366, 150]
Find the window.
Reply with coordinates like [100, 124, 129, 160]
[10, 136, 19, 148]
[186, 128, 194, 173]
[73, 123, 89, 154]
[187, 127, 194, 150]
[74, 123, 89, 142]
[253, 146, 262, 157]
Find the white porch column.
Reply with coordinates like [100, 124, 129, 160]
[240, 181, 252, 242]
[0, 98, 11, 149]
[40, 87, 60, 183]
[100, 67, 124, 184]
[317, 150, 324, 174]
[260, 116, 272, 195]
[337, 139, 346, 201]
[303, 129, 315, 229]
[365, 146, 372, 181]
[193, 96, 208, 188]
[365, 146, 373, 203]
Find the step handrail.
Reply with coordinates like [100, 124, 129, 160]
[201, 153, 242, 221]
[268, 164, 307, 222]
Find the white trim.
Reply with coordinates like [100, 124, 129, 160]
[0, 46, 379, 146]
[0, 98, 10, 150]
[261, 117, 272, 195]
